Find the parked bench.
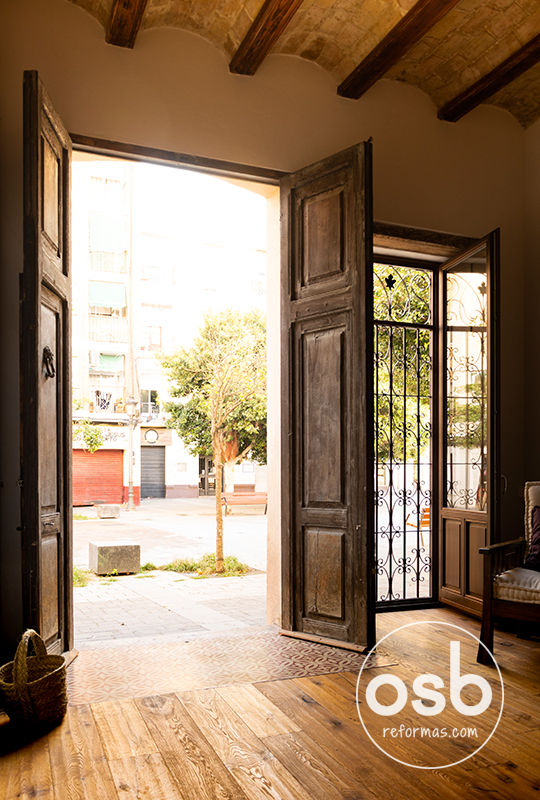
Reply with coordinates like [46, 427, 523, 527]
[221, 492, 267, 515]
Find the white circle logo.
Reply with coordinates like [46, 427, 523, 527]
[355, 621, 504, 769]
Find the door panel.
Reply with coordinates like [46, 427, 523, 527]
[442, 517, 461, 591]
[141, 446, 166, 498]
[21, 71, 72, 653]
[281, 143, 374, 649]
[439, 232, 500, 616]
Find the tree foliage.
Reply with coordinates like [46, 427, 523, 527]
[162, 309, 267, 466]
[73, 419, 103, 454]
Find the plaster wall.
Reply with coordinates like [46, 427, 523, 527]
[0, 0, 528, 650]
[524, 119, 540, 482]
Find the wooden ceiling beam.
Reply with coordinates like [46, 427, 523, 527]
[106, 0, 149, 49]
[338, 0, 461, 99]
[230, 0, 304, 76]
[438, 34, 540, 122]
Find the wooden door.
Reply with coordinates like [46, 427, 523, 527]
[439, 232, 500, 616]
[21, 71, 72, 653]
[281, 143, 374, 649]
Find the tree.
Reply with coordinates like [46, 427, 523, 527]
[72, 399, 103, 453]
[163, 310, 266, 573]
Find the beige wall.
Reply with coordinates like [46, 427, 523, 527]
[0, 0, 531, 649]
[524, 119, 540, 482]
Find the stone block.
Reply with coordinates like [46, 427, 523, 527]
[95, 504, 121, 519]
[89, 541, 140, 575]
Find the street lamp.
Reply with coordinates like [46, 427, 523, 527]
[125, 395, 139, 511]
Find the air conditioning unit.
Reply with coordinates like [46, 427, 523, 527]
[88, 349, 98, 368]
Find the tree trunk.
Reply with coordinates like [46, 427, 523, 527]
[215, 459, 224, 573]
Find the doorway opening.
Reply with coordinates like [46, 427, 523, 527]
[70, 149, 279, 650]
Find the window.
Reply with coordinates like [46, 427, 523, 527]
[97, 353, 125, 372]
[88, 281, 127, 313]
[140, 389, 160, 417]
[142, 326, 162, 350]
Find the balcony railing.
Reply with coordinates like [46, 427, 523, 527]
[88, 314, 128, 343]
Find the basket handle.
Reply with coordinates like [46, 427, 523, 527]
[13, 629, 48, 689]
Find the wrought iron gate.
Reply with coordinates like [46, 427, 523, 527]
[373, 263, 433, 605]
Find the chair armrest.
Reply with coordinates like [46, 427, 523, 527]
[479, 538, 526, 582]
[479, 538, 526, 554]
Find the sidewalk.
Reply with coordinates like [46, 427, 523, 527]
[74, 570, 268, 650]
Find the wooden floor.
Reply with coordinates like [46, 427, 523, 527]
[1, 607, 539, 799]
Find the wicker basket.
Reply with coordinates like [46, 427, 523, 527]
[0, 629, 67, 727]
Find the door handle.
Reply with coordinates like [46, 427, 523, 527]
[42, 346, 56, 379]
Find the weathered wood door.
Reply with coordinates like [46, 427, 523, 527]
[21, 71, 73, 653]
[281, 143, 375, 649]
[438, 232, 500, 616]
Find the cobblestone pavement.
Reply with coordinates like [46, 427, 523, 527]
[74, 571, 268, 650]
[74, 496, 267, 571]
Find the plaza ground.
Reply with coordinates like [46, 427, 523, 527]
[73, 497, 268, 649]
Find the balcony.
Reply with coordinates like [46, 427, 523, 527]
[88, 314, 128, 343]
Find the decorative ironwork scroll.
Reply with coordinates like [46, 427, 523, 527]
[373, 264, 433, 603]
[445, 254, 488, 510]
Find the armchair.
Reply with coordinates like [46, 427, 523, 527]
[478, 481, 540, 664]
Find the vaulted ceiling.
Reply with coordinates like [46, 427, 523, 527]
[70, 0, 540, 127]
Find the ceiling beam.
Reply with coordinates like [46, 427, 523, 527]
[230, 0, 304, 76]
[338, 0, 461, 99]
[438, 34, 540, 122]
[106, 0, 149, 49]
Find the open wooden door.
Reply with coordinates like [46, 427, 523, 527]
[281, 143, 375, 650]
[438, 232, 500, 616]
[20, 71, 73, 654]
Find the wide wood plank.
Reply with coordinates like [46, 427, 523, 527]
[291, 673, 359, 721]
[216, 683, 301, 738]
[338, 0, 461, 99]
[180, 687, 314, 800]
[0, 734, 54, 800]
[47, 705, 119, 799]
[136, 694, 248, 800]
[108, 753, 186, 800]
[92, 699, 158, 760]
[229, 0, 304, 75]
[438, 34, 540, 122]
[263, 731, 363, 800]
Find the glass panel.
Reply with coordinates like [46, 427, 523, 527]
[445, 246, 488, 510]
[373, 264, 433, 603]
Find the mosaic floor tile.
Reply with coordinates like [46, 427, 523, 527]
[67, 629, 395, 705]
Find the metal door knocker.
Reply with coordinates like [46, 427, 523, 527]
[42, 346, 56, 379]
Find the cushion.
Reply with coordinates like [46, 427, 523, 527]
[494, 567, 540, 604]
[524, 505, 540, 571]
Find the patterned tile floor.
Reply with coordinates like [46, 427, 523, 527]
[67, 629, 394, 705]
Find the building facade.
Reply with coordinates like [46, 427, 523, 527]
[71, 156, 268, 504]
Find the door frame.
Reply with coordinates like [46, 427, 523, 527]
[34, 129, 494, 650]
